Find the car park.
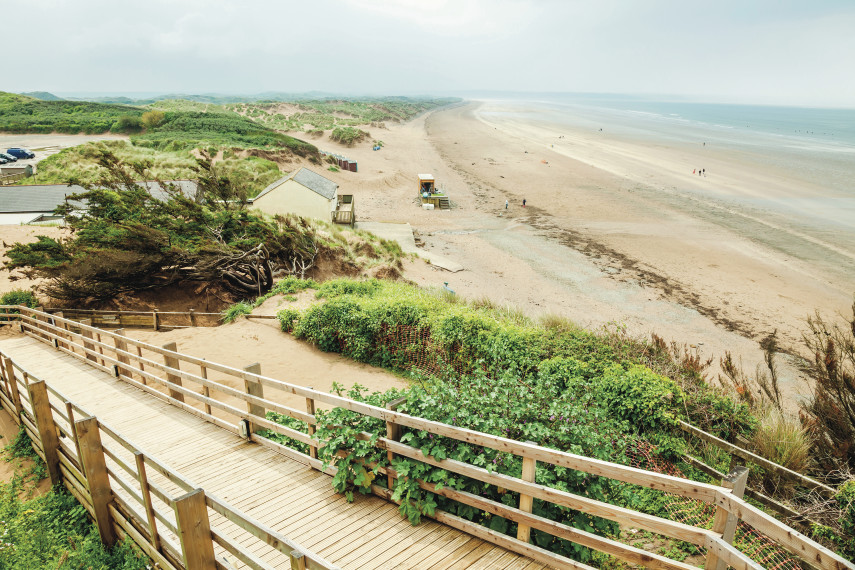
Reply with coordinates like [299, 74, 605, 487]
[0, 152, 18, 162]
[6, 148, 35, 159]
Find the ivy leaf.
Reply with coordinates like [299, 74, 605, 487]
[488, 516, 508, 534]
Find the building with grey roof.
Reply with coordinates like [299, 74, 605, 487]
[249, 167, 340, 222]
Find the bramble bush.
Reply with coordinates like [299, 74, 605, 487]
[266, 279, 765, 561]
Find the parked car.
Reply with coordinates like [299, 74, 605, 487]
[0, 155, 9, 165]
[6, 148, 35, 159]
[0, 152, 18, 162]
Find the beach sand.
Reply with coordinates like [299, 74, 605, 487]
[299, 101, 853, 405]
[2, 105, 851, 407]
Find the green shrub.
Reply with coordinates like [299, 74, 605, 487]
[221, 301, 253, 323]
[0, 289, 38, 309]
[277, 308, 301, 332]
[0, 480, 149, 569]
[111, 115, 143, 133]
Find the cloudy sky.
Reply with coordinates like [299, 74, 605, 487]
[6, 0, 855, 107]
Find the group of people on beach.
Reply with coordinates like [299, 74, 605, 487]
[505, 199, 527, 209]
[693, 168, 706, 177]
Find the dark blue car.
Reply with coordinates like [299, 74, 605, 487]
[6, 148, 35, 159]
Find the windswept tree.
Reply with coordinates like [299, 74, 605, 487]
[5, 150, 318, 301]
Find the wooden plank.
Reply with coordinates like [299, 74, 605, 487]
[244, 363, 264, 434]
[27, 380, 62, 486]
[114, 329, 131, 380]
[516, 441, 536, 544]
[307, 387, 317, 460]
[704, 534, 764, 570]
[76, 416, 117, 546]
[79, 319, 99, 363]
[375, 434, 712, 545]
[135, 452, 162, 553]
[173, 488, 217, 570]
[3, 356, 23, 419]
[417, 471, 696, 570]
[162, 342, 185, 403]
[715, 492, 855, 570]
[707, 466, 749, 570]
[109, 503, 182, 570]
[679, 421, 834, 495]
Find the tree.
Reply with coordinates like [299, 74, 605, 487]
[4, 150, 319, 301]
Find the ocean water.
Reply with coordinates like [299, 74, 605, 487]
[479, 94, 855, 231]
[484, 94, 855, 195]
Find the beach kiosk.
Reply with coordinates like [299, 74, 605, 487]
[418, 173, 450, 210]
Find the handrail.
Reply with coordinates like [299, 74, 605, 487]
[5, 306, 853, 570]
[0, 331, 339, 569]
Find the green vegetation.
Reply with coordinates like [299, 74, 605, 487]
[29, 140, 283, 198]
[226, 97, 457, 137]
[1, 428, 149, 569]
[330, 126, 369, 146]
[0, 289, 38, 309]
[258, 278, 855, 562]
[256, 279, 753, 561]
[0, 92, 145, 134]
[133, 111, 318, 155]
[4, 151, 322, 301]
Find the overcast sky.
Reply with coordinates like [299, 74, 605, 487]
[6, 0, 855, 107]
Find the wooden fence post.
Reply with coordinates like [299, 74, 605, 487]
[0, 354, 9, 405]
[3, 356, 23, 420]
[516, 442, 537, 544]
[243, 363, 264, 434]
[75, 416, 117, 547]
[306, 387, 317, 460]
[290, 551, 307, 570]
[200, 359, 211, 415]
[54, 311, 70, 351]
[28, 380, 62, 486]
[113, 329, 130, 379]
[80, 319, 98, 363]
[173, 488, 216, 570]
[152, 309, 159, 331]
[384, 398, 407, 489]
[162, 342, 184, 402]
[190, 309, 197, 328]
[134, 452, 161, 553]
[706, 465, 749, 570]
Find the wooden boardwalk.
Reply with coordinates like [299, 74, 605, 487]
[0, 334, 545, 570]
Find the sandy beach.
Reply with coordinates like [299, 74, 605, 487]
[2, 103, 852, 407]
[298, 101, 854, 404]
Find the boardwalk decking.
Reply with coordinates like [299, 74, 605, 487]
[0, 334, 545, 569]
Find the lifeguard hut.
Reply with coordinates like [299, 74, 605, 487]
[418, 173, 450, 210]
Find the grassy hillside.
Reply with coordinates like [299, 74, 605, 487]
[134, 111, 318, 155]
[227, 97, 457, 134]
[0, 92, 144, 134]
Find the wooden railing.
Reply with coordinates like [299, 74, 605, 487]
[41, 308, 222, 331]
[0, 311, 338, 570]
[4, 306, 853, 570]
[678, 420, 834, 529]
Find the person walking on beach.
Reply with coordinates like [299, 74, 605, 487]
[505, 199, 508, 210]
[523, 199, 527, 207]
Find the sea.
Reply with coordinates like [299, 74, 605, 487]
[478, 93, 855, 230]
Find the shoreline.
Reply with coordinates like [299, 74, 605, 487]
[415, 101, 853, 404]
